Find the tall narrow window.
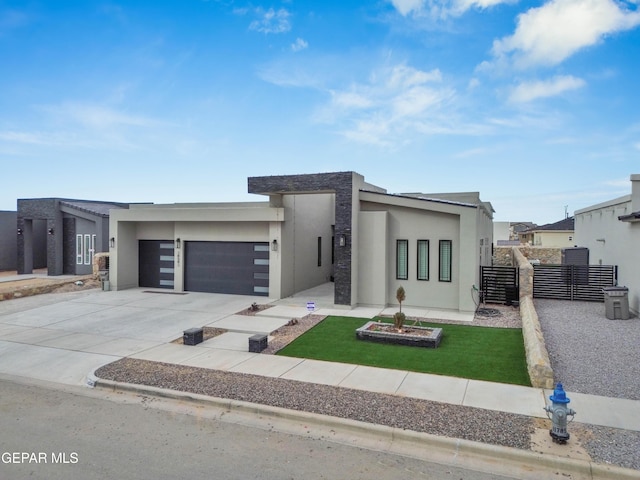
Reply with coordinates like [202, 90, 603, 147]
[76, 235, 83, 265]
[317, 236, 322, 267]
[84, 234, 91, 265]
[396, 240, 408, 280]
[439, 240, 452, 282]
[417, 240, 429, 280]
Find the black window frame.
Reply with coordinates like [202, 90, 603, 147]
[417, 239, 429, 281]
[396, 239, 408, 280]
[439, 240, 452, 282]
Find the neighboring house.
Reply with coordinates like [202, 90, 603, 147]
[519, 217, 575, 247]
[0, 211, 18, 271]
[575, 173, 640, 315]
[511, 222, 536, 240]
[17, 199, 130, 276]
[493, 221, 536, 246]
[109, 172, 494, 313]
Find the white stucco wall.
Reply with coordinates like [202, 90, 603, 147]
[575, 193, 640, 314]
[493, 221, 510, 242]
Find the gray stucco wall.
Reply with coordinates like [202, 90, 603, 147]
[0, 211, 17, 271]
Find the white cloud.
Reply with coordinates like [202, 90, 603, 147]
[389, 0, 425, 16]
[249, 7, 291, 34]
[492, 0, 640, 69]
[388, 0, 516, 18]
[317, 63, 457, 145]
[43, 103, 166, 129]
[291, 37, 308, 52]
[508, 75, 586, 103]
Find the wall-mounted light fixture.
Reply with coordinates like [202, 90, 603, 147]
[176, 238, 181, 249]
[338, 234, 346, 247]
[109, 237, 115, 248]
[271, 239, 278, 251]
[17, 228, 23, 235]
[47, 228, 54, 235]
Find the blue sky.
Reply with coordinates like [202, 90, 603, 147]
[1, 0, 639, 225]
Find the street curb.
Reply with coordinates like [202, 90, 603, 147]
[88, 373, 639, 480]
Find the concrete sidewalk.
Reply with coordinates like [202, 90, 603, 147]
[0, 285, 638, 433]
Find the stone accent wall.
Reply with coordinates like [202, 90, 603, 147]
[512, 248, 554, 388]
[248, 172, 355, 306]
[93, 253, 110, 278]
[520, 296, 554, 389]
[493, 245, 562, 266]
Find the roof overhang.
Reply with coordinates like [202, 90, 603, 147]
[619, 211, 640, 223]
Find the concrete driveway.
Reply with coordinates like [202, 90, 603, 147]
[0, 288, 285, 386]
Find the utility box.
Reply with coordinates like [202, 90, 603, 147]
[249, 334, 268, 353]
[183, 327, 204, 345]
[602, 287, 629, 320]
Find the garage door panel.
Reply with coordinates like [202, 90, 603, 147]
[185, 241, 269, 296]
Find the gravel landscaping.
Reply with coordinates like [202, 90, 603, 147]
[94, 301, 640, 472]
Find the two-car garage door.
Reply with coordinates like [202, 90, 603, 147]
[139, 240, 269, 296]
[184, 241, 269, 296]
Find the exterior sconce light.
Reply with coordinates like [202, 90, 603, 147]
[109, 237, 115, 248]
[271, 239, 278, 251]
[338, 234, 346, 247]
[47, 228, 54, 235]
[176, 238, 181, 249]
[17, 228, 23, 235]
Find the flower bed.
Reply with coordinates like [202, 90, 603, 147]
[355, 321, 443, 348]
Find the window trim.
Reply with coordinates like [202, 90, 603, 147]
[439, 240, 452, 282]
[396, 239, 408, 280]
[76, 235, 83, 265]
[83, 234, 91, 265]
[417, 239, 429, 281]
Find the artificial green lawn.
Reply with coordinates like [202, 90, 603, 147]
[277, 316, 530, 386]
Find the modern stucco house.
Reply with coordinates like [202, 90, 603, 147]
[109, 172, 494, 313]
[17, 198, 130, 276]
[518, 217, 575, 247]
[574, 174, 640, 315]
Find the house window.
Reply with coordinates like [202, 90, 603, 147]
[76, 235, 83, 265]
[83, 234, 92, 265]
[317, 237, 322, 267]
[396, 240, 408, 280]
[417, 240, 429, 280]
[439, 240, 452, 282]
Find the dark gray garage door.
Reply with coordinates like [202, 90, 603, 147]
[139, 240, 175, 289]
[184, 241, 269, 296]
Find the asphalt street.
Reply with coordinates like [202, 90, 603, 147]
[0, 378, 519, 480]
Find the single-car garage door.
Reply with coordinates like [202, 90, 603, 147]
[184, 241, 269, 296]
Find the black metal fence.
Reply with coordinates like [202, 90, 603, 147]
[480, 266, 519, 304]
[533, 265, 617, 302]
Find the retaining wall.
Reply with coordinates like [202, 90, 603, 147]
[513, 248, 555, 388]
[493, 246, 561, 266]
